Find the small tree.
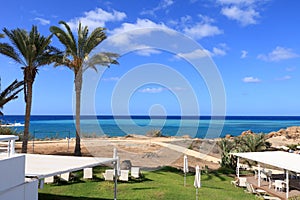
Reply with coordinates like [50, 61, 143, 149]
[217, 138, 236, 169]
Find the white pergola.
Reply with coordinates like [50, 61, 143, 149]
[232, 151, 300, 199]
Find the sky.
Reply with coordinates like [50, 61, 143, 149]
[0, 0, 299, 116]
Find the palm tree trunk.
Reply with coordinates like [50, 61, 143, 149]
[22, 81, 33, 153]
[74, 69, 82, 156]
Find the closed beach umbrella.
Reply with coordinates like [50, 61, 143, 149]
[113, 148, 121, 176]
[194, 165, 201, 200]
[113, 148, 120, 200]
[183, 155, 188, 186]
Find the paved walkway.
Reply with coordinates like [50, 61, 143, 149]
[152, 141, 221, 164]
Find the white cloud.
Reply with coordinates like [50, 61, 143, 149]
[221, 6, 259, 26]
[102, 77, 119, 81]
[110, 18, 168, 36]
[135, 48, 162, 56]
[275, 75, 291, 81]
[176, 44, 227, 60]
[107, 18, 172, 50]
[67, 8, 126, 30]
[139, 87, 164, 93]
[241, 50, 248, 58]
[217, 0, 255, 5]
[242, 76, 261, 83]
[177, 49, 211, 59]
[257, 46, 299, 62]
[34, 17, 50, 25]
[212, 47, 227, 56]
[141, 0, 174, 15]
[139, 86, 186, 93]
[286, 67, 296, 72]
[183, 22, 223, 39]
[218, 0, 264, 26]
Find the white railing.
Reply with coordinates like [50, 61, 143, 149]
[0, 135, 19, 157]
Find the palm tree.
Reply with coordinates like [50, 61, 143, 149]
[238, 133, 270, 152]
[0, 79, 24, 115]
[50, 21, 119, 156]
[0, 26, 61, 153]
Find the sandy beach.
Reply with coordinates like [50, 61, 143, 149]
[14, 132, 300, 171]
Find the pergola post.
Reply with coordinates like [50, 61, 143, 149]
[114, 160, 118, 200]
[258, 163, 261, 187]
[286, 169, 289, 199]
[237, 157, 240, 178]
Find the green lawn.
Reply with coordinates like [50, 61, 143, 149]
[39, 167, 255, 200]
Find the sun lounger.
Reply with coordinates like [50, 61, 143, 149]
[245, 182, 266, 197]
[131, 167, 140, 179]
[83, 168, 93, 179]
[103, 169, 114, 181]
[119, 170, 129, 181]
[263, 196, 281, 200]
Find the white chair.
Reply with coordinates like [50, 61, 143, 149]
[83, 168, 93, 179]
[119, 170, 129, 181]
[60, 173, 70, 181]
[44, 176, 54, 184]
[103, 169, 114, 181]
[274, 180, 285, 192]
[261, 172, 267, 181]
[131, 167, 140, 179]
[238, 177, 247, 187]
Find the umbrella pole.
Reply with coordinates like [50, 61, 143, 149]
[184, 173, 186, 187]
[196, 188, 198, 200]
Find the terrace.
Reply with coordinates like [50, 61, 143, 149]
[233, 151, 300, 199]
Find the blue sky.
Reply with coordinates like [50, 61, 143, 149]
[0, 0, 299, 116]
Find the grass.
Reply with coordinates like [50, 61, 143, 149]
[38, 166, 255, 200]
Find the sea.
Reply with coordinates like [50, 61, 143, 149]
[1, 115, 300, 139]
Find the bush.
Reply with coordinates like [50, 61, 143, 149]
[0, 127, 18, 135]
[0, 127, 31, 141]
[146, 129, 163, 137]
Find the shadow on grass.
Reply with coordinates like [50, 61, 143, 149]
[152, 166, 183, 175]
[131, 187, 158, 190]
[38, 193, 111, 200]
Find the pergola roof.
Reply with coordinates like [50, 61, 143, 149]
[232, 151, 300, 173]
[23, 154, 116, 178]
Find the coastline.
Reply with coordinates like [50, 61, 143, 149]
[13, 126, 300, 171]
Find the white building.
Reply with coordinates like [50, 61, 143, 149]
[0, 135, 38, 200]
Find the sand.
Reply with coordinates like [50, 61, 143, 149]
[14, 136, 220, 171]
[14, 135, 298, 171]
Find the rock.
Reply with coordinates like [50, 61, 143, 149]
[241, 130, 254, 136]
[267, 126, 300, 140]
[120, 160, 132, 170]
[225, 134, 232, 139]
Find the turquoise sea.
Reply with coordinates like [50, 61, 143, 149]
[1, 115, 300, 139]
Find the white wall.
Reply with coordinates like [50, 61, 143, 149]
[0, 155, 38, 200]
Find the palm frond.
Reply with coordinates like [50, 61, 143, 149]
[85, 52, 119, 71]
[84, 27, 106, 55]
[0, 80, 24, 115]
